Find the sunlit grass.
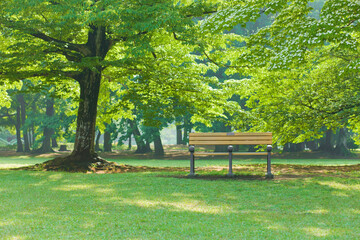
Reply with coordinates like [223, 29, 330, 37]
[0, 157, 47, 169]
[0, 170, 360, 239]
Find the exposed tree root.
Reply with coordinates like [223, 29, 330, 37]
[15, 153, 177, 173]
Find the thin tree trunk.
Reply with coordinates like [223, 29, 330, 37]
[153, 129, 164, 157]
[334, 128, 351, 156]
[17, 94, 30, 152]
[306, 140, 318, 151]
[52, 138, 58, 148]
[103, 128, 112, 152]
[176, 125, 182, 145]
[130, 120, 151, 154]
[128, 134, 132, 150]
[319, 130, 334, 152]
[95, 130, 101, 152]
[15, 106, 23, 152]
[34, 98, 55, 153]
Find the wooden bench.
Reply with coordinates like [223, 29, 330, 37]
[188, 132, 274, 179]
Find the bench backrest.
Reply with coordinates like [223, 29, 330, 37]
[189, 132, 272, 146]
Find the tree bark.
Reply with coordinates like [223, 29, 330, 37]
[17, 94, 30, 152]
[52, 137, 58, 148]
[176, 125, 182, 145]
[129, 120, 151, 154]
[42, 25, 112, 171]
[284, 142, 305, 152]
[306, 140, 318, 151]
[319, 130, 334, 152]
[334, 128, 351, 156]
[103, 127, 112, 152]
[153, 129, 164, 157]
[33, 98, 55, 153]
[15, 106, 23, 152]
[95, 130, 101, 152]
[128, 134, 132, 150]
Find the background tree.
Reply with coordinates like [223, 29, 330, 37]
[200, 0, 360, 155]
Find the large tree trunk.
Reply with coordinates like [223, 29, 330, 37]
[15, 106, 23, 152]
[33, 98, 55, 153]
[17, 94, 30, 152]
[42, 25, 112, 171]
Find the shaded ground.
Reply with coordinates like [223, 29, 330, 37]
[13, 161, 360, 180]
[1, 149, 359, 160]
[2, 148, 360, 179]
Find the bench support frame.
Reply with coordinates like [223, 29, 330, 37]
[188, 145, 196, 177]
[227, 145, 234, 177]
[188, 141, 273, 179]
[266, 145, 274, 179]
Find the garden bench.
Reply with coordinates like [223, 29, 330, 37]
[188, 132, 274, 179]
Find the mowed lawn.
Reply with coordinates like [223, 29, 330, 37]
[0, 157, 360, 239]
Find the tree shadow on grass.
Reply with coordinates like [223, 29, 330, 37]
[160, 173, 359, 181]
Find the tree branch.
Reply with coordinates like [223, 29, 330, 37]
[202, 51, 250, 69]
[2, 70, 81, 80]
[0, 18, 90, 56]
[30, 31, 90, 56]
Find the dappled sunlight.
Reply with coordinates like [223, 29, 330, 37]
[6, 236, 24, 240]
[331, 191, 350, 197]
[94, 188, 116, 194]
[266, 223, 288, 231]
[80, 222, 96, 229]
[47, 173, 64, 181]
[170, 192, 198, 198]
[319, 181, 360, 191]
[351, 209, 360, 214]
[118, 198, 228, 214]
[0, 221, 14, 227]
[303, 227, 330, 237]
[53, 184, 101, 191]
[0, 164, 32, 169]
[305, 209, 329, 214]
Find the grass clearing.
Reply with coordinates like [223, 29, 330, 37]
[1, 169, 360, 239]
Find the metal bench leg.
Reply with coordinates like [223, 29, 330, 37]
[227, 145, 234, 177]
[188, 146, 196, 177]
[266, 145, 274, 179]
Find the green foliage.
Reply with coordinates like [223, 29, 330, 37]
[198, 0, 360, 145]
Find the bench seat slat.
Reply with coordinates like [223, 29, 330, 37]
[189, 132, 272, 136]
[194, 152, 268, 156]
[190, 136, 272, 141]
[189, 140, 272, 145]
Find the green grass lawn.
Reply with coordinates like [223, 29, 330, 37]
[1, 156, 360, 169]
[0, 169, 360, 239]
